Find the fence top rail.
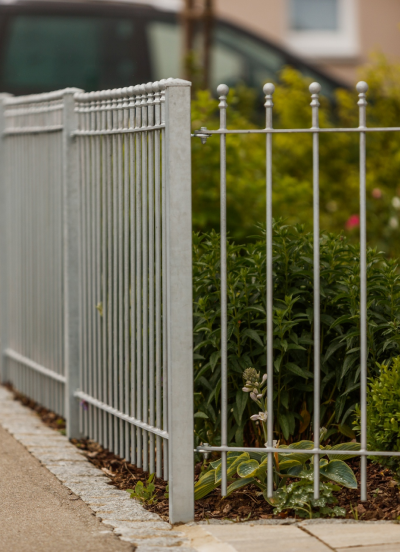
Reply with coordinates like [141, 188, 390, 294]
[3, 88, 82, 106]
[74, 78, 191, 102]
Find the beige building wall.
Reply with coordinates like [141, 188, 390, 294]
[214, 0, 400, 85]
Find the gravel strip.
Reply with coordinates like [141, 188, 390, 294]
[0, 386, 195, 551]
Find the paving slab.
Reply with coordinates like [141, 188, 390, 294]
[305, 522, 400, 549]
[182, 524, 332, 552]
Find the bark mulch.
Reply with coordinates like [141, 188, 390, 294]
[5, 385, 400, 522]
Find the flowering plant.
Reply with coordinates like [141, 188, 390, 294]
[194, 369, 360, 517]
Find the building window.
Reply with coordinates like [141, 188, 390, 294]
[290, 0, 338, 32]
[285, 0, 358, 60]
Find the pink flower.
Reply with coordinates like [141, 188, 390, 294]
[346, 215, 360, 230]
[372, 188, 382, 199]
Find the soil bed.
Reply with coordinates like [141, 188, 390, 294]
[5, 385, 400, 522]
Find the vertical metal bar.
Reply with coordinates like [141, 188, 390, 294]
[129, 87, 136, 465]
[123, 89, 131, 461]
[0, 94, 11, 384]
[77, 100, 84, 434]
[135, 86, 143, 468]
[154, 82, 162, 478]
[147, 82, 156, 475]
[111, 92, 118, 451]
[217, 83, 229, 498]
[63, 89, 83, 439]
[118, 91, 125, 458]
[95, 98, 102, 441]
[165, 79, 194, 524]
[160, 81, 168, 480]
[357, 81, 369, 502]
[85, 102, 93, 437]
[100, 94, 108, 447]
[106, 95, 113, 447]
[310, 82, 321, 499]
[91, 97, 98, 442]
[142, 85, 149, 472]
[263, 83, 275, 498]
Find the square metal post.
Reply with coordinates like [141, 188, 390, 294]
[0, 94, 11, 384]
[165, 79, 194, 524]
[63, 89, 83, 438]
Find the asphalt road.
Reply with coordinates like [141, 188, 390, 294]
[0, 424, 133, 552]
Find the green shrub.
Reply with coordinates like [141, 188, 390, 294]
[192, 56, 400, 256]
[354, 357, 400, 471]
[193, 222, 400, 449]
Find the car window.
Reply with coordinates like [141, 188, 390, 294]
[1, 15, 141, 93]
[211, 24, 286, 91]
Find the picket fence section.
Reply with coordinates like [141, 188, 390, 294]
[0, 80, 194, 524]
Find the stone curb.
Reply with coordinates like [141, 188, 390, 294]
[0, 386, 195, 552]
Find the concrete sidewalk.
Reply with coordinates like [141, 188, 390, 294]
[0, 422, 133, 552]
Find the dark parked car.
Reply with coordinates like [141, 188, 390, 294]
[0, 0, 345, 96]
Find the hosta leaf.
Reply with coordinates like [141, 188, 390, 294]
[226, 477, 255, 496]
[214, 453, 250, 483]
[278, 459, 302, 471]
[194, 470, 218, 500]
[237, 459, 259, 478]
[338, 424, 356, 439]
[210, 451, 244, 470]
[328, 442, 361, 461]
[278, 440, 314, 464]
[287, 465, 303, 476]
[320, 459, 357, 489]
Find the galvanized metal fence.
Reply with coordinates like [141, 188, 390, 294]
[194, 80, 400, 504]
[0, 80, 194, 523]
[3, 76, 400, 523]
[0, 89, 80, 418]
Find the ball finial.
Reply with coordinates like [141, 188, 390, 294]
[356, 81, 369, 94]
[217, 84, 229, 97]
[309, 82, 321, 95]
[263, 83, 275, 96]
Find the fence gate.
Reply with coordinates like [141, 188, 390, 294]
[0, 80, 194, 524]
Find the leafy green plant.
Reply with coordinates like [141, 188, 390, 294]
[127, 473, 158, 505]
[195, 368, 359, 517]
[354, 356, 400, 471]
[192, 56, 400, 257]
[193, 223, 400, 449]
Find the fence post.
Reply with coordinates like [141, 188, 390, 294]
[0, 93, 11, 384]
[164, 79, 194, 523]
[63, 89, 82, 438]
